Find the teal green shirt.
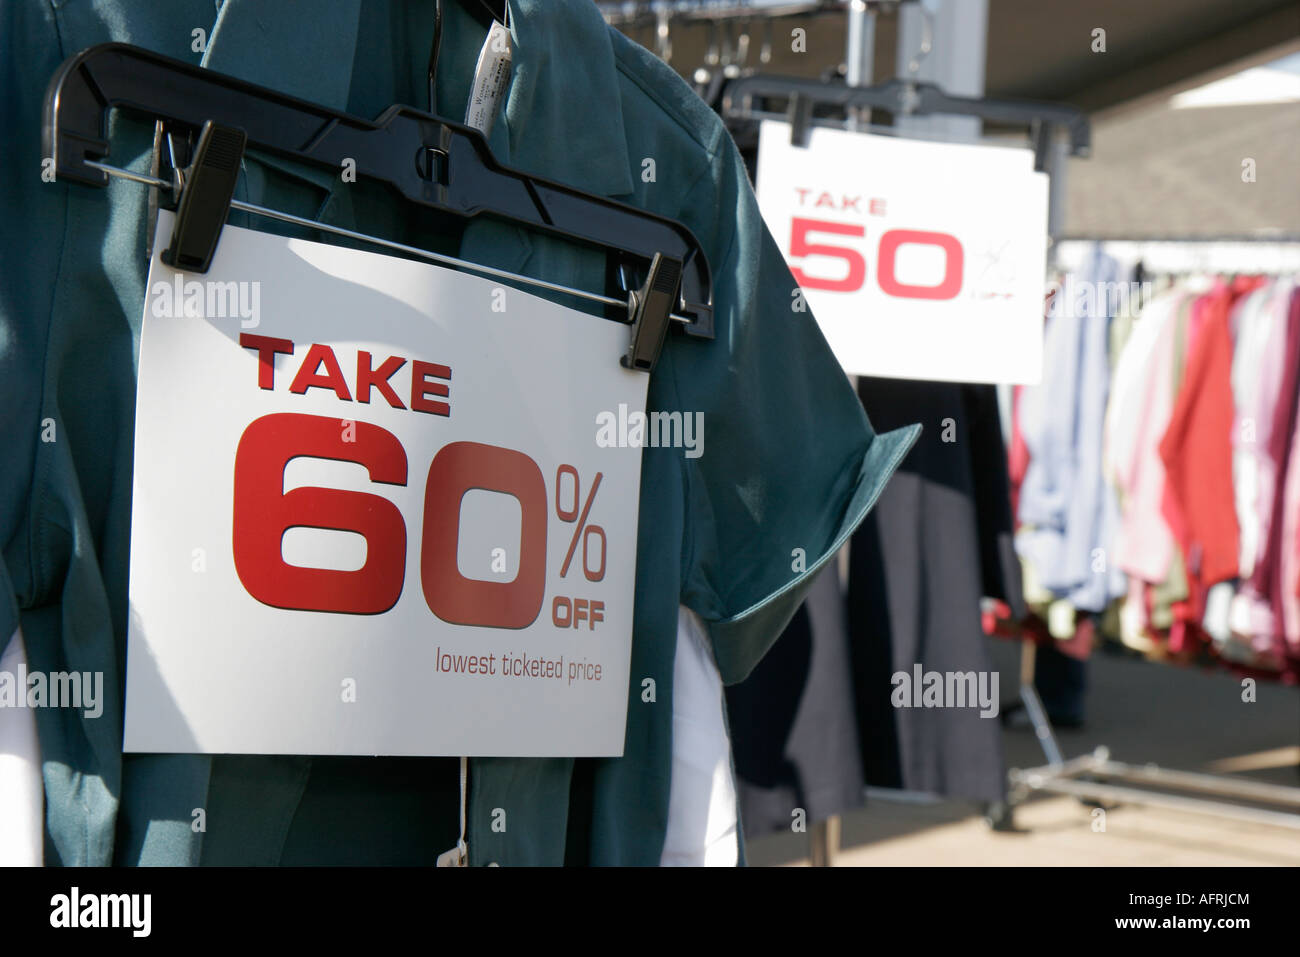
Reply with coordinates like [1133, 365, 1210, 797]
[0, 0, 918, 865]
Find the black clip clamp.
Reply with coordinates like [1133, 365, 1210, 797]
[621, 253, 683, 374]
[161, 120, 247, 273]
[787, 92, 814, 147]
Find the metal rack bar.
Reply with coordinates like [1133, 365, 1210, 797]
[1011, 758, 1300, 832]
[1006, 641, 1300, 833]
[1093, 761, 1300, 805]
[1053, 238, 1300, 275]
[599, 1, 845, 27]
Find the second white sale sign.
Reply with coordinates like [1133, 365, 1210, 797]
[755, 121, 1048, 384]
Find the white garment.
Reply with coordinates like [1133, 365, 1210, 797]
[659, 606, 739, 866]
[1203, 581, 1234, 646]
[0, 628, 44, 865]
[1231, 284, 1266, 577]
[1232, 280, 1294, 578]
[1104, 290, 1181, 582]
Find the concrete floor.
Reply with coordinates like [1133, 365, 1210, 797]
[745, 638, 1300, 866]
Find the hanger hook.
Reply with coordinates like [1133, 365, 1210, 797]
[705, 19, 720, 67]
[907, 2, 934, 77]
[735, 18, 751, 71]
[655, 8, 672, 63]
[428, 0, 444, 113]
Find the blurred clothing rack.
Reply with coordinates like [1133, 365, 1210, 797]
[998, 253, 1300, 835]
[1053, 238, 1300, 276]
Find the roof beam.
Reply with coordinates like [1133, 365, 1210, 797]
[1067, 5, 1300, 118]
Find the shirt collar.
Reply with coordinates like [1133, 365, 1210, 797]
[499, 0, 635, 199]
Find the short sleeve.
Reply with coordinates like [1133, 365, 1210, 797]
[668, 130, 919, 686]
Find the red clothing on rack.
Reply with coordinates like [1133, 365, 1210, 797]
[1158, 285, 1241, 627]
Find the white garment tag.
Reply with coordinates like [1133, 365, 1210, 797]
[465, 19, 512, 137]
[436, 844, 467, 867]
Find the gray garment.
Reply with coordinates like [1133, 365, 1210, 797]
[725, 565, 866, 834]
[848, 379, 1020, 803]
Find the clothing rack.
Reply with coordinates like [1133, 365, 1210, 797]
[612, 0, 1300, 852]
[999, 259, 1300, 834]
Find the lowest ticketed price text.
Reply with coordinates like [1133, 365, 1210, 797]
[434, 648, 603, 685]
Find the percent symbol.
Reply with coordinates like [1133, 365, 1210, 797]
[555, 464, 606, 582]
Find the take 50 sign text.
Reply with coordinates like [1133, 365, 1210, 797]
[124, 212, 646, 757]
[755, 121, 1048, 384]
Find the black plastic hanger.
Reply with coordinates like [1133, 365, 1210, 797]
[720, 73, 1090, 171]
[44, 41, 714, 371]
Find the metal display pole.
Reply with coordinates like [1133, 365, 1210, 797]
[893, 0, 987, 142]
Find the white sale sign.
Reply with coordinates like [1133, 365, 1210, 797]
[125, 212, 647, 757]
[755, 121, 1048, 384]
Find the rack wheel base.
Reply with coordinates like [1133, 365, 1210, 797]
[983, 800, 1016, 831]
[1074, 776, 1119, 812]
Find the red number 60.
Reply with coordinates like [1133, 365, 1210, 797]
[232, 412, 546, 628]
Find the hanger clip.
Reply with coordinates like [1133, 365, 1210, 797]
[787, 92, 813, 147]
[161, 120, 246, 274]
[621, 253, 682, 374]
[1030, 119, 1054, 173]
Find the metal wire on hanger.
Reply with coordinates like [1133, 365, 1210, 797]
[91, 160, 708, 328]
